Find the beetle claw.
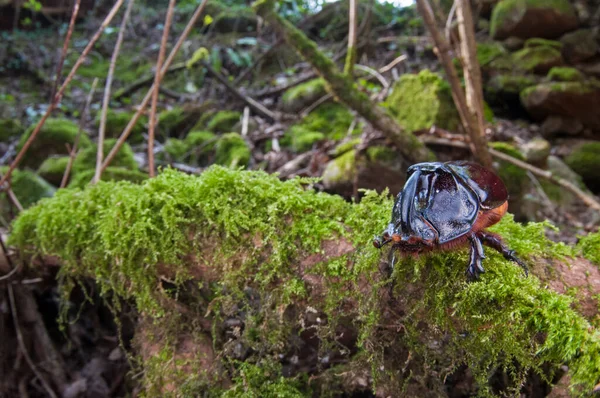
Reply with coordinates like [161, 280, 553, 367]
[477, 232, 529, 277]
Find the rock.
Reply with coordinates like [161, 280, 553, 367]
[94, 110, 148, 144]
[512, 40, 565, 74]
[206, 111, 242, 133]
[490, 0, 578, 40]
[214, 133, 250, 168]
[547, 66, 585, 82]
[68, 167, 148, 189]
[576, 60, 600, 77]
[37, 156, 69, 186]
[18, 118, 92, 168]
[540, 116, 584, 137]
[503, 36, 525, 51]
[477, 42, 508, 69]
[520, 137, 551, 165]
[385, 70, 460, 132]
[564, 142, 600, 192]
[0, 118, 23, 142]
[485, 74, 539, 110]
[520, 81, 600, 129]
[279, 78, 327, 113]
[560, 29, 599, 63]
[489, 142, 530, 220]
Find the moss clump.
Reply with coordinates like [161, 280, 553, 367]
[8, 165, 600, 393]
[280, 78, 327, 113]
[67, 167, 147, 189]
[281, 126, 325, 152]
[18, 118, 92, 168]
[206, 111, 242, 133]
[0, 167, 55, 210]
[157, 105, 205, 139]
[524, 38, 563, 50]
[489, 142, 529, 210]
[564, 142, 600, 192]
[163, 138, 189, 162]
[221, 361, 308, 397]
[95, 110, 148, 143]
[185, 131, 218, 165]
[321, 149, 357, 187]
[547, 67, 584, 82]
[385, 70, 460, 132]
[577, 231, 600, 265]
[512, 45, 564, 74]
[477, 42, 507, 67]
[37, 156, 70, 186]
[73, 139, 138, 173]
[214, 132, 251, 168]
[0, 118, 23, 141]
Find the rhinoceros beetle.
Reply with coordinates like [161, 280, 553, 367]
[373, 161, 528, 280]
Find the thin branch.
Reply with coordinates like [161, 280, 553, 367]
[99, 0, 210, 177]
[0, 233, 20, 281]
[379, 54, 407, 73]
[50, 0, 81, 101]
[8, 284, 58, 398]
[61, 78, 98, 188]
[148, 0, 176, 178]
[95, 0, 135, 184]
[233, 38, 284, 86]
[354, 64, 389, 88]
[344, 0, 358, 75]
[300, 93, 333, 118]
[0, 0, 126, 190]
[241, 106, 250, 137]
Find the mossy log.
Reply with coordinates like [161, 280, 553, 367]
[9, 167, 600, 396]
[252, 0, 435, 164]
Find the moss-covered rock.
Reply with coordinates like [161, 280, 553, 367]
[279, 78, 327, 113]
[560, 28, 599, 63]
[95, 110, 148, 144]
[564, 142, 600, 192]
[0, 118, 23, 142]
[512, 44, 565, 74]
[281, 126, 325, 152]
[524, 38, 563, 50]
[490, 142, 530, 219]
[214, 132, 250, 168]
[321, 149, 357, 192]
[73, 138, 138, 173]
[0, 167, 55, 215]
[520, 137, 551, 166]
[486, 74, 539, 108]
[18, 118, 92, 168]
[547, 66, 584, 82]
[490, 0, 578, 40]
[385, 70, 460, 132]
[68, 167, 148, 189]
[206, 111, 242, 133]
[212, 7, 258, 33]
[37, 156, 70, 186]
[520, 80, 600, 129]
[577, 230, 600, 265]
[184, 131, 218, 166]
[477, 42, 508, 68]
[9, 166, 600, 395]
[163, 138, 190, 162]
[157, 104, 205, 139]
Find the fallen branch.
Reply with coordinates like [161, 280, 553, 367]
[253, 0, 435, 163]
[0, 0, 126, 189]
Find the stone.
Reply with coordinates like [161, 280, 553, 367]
[520, 137, 551, 165]
[512, 42, 565, 74]
[521, 81, 600, 129]
[564, 142, 600, 192]
[540, 116, 584, 137]
[503, 36, 525, 51]
[547, 66, 585, 82]
[560, 29, 599, 63]
[490, 0, 579, 40]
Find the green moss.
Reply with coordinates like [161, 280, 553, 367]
[95, 110, 148, 144]
[385, 70, 460, 132]
[214, 133, 250, 168]
[512, 45, 563, 73]
[564, 142, 600, 192]
[280, 78, 327, 113]
[163, 138, 190, 162]
[321, 149, 357, 186]
[37, 156, 70, 186]
[281, 126, 325, 152]
[488, 74, 538, 98]
[206, 111, 242, 133]
[157, 106, 204, 139]
[68, 53, 151, 86]
[577, 231, 600, 265]
[18, 118, 92, 168]
[73, 138, 138, 173]
[67, 167, 148, 189]
[8, 166, 600, 393]
[477, 42, 507, 67]
[185, 131, 218, 165]
[212, 7, 258, 33]
[366, 146, 396, 163]
[547, 67, 584, 82]
[489, 142, 528, 195]
[0, 167, 55, 211]
[0, 118, 23, 141]
[332, 138, 361, 156]
[524, 38, 563, 50]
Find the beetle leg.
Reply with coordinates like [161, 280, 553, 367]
[477, 231, 529, 277]
[466, 234, 486, 280]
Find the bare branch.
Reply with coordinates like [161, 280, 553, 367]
[344, 0, 358, 75]
[50, 0, 81, 101]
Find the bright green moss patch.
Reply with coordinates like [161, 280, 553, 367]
[163, 138, 190, 162]
[385, 70, 460, 132]
[512, 45, 564, 73]
[18, 118, 92, 168]
[95, 110, 148, 144]
[9, 167, 600, 394]
[547, 66, 584, 82]
[67, 167, 148, 189]
[214, 133, 251, 167]
[73, 138, 138, 172]
[477, 42, 507, 67]
[281, 126, 325, 152]
[37, 156, 70, 186]
[0, 167, 55, 210]
[280, 78, 327, 113]
[525, 38, 563, 50]
[565, 142, 600, 192]
[0, 118, 23, 141]
[206, 111, 242, 133]
[578, 231, 600, 265]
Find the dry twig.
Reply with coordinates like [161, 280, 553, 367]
[95, 0, 136, 184]
[50, 0, 81, 101]
[148, 0, 176, 178]
[0, 0, 126, 189]
[344, 0, 358, 75]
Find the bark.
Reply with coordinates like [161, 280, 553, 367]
[253, 0, 435, 164]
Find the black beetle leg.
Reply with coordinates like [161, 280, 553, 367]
[466, 234, 486, 281]
[477, 231, 529, 277]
